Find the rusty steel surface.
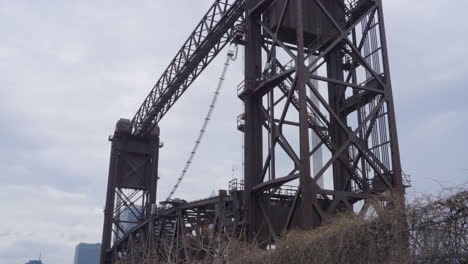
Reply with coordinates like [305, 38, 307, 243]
[100, 0, 409, 263]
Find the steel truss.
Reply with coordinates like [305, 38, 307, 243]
[131, 0, 245, 136]
[101, 0, 408, 263]
[241, 0, 407, 242]
[107, 189, 244, 263]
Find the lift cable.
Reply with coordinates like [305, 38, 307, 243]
[166, 45, 239, 201]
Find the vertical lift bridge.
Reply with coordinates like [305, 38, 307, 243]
[100, 0, 408, 263]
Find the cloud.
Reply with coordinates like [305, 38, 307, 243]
[0, 184, 102, 264]
[1, 0, 467, 264]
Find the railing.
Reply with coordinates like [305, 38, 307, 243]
[238, 60, 295, 99]
[237, 113, 245, 132]
[237, 80, 245, 98]
[271, 184, 298, 197]
[229, 178, 299, 197]
[402, 172, 412, 188]
[229, 178, 244, 193]
[350, 172, 412, 193]
[231, 24, 246, 44]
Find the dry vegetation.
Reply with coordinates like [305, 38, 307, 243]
[118, 185, 467, 264]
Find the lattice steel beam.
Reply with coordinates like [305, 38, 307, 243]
[131, 0, 245, 136]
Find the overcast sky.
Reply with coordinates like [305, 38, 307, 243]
[1, 1, 467, 264]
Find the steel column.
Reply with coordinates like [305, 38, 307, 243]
[295, 0, 315, 229]
[244, 0, 264, 241]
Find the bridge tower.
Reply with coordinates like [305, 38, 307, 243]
[239, 0, 405, 242]
[100, 119, 160, 264]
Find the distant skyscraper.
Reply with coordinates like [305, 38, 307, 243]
[25, 260, 43, 264]
[120, 205, 142, 232]
[74, 243, 101, 264]
[113, 204, 143, 242]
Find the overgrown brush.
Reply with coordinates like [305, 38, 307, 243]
[118, 186, 467, 264]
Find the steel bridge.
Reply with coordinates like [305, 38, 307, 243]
[100, 0, 408, 263]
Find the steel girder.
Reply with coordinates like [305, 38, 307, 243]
[108, 193, 241, 263]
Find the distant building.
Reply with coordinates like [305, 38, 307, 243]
[120, 205, 142, 232]
[74, 243, 101, 264]
[25, 260, 43, 264]
[115, 205, 143, 241]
